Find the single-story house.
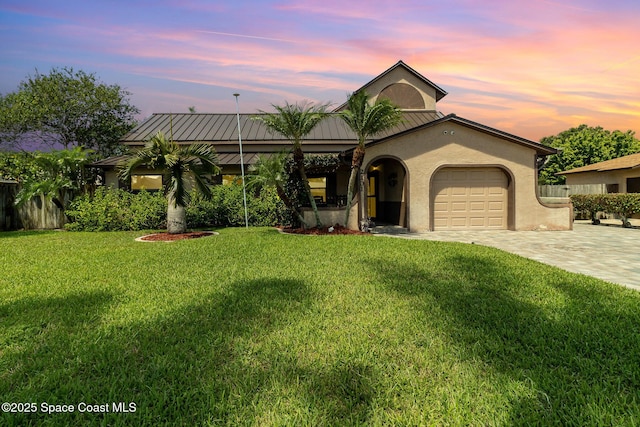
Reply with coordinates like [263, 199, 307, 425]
[557, 152, 640, 193]
[96, 61, 571, 231]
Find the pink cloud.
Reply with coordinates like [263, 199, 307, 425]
[6, 0, 638, 140]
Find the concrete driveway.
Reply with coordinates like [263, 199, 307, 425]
[377, 221, 640, 291]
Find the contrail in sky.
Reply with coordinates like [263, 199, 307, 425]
[196, 30, 298, 43]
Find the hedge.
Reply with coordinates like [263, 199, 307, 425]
[185, 184, 289, 228]
[65, 184, 290, 231]
[65, 187, 166, 231]
[570, 193, 640, 227]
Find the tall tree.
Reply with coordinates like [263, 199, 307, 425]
[0, 67, 139, 157]
[119, 132, 220, 234]
[254, 102, 329, 228]
[539, 124, 640, 184]
[339, 90, 402, 228]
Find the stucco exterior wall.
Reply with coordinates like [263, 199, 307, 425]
[565, 169, 640, 193]
[303, 203, 358, 229]
[362, 121, 571, 231]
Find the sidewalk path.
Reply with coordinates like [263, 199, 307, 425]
[376, 221, 640, 291]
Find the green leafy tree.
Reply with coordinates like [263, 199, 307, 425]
[254, 102, 329, 228]
[0, 67, 139, 157]
[247, 151, 307, 227]
[0, 150, 41, 181]
[119, 131, 220, 234]
[339, 90, 403, 227]
[539, 124, 640, 184]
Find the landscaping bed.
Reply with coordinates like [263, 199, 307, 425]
[280, 224, 368, 235]
[136, 231, 217, 241]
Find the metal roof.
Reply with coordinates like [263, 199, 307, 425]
[90, 155, 130, 167]
[89, 152, 268, 169]
[121, 111, 444, 148]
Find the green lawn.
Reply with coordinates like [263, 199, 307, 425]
[1, 228, 639, 426]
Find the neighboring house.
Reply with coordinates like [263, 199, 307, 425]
[96, 61, 571, 231]
[557, 152, 640, 194]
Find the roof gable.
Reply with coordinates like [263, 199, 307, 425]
[334, 60, 447, 111]
[359, 114, 557, 156]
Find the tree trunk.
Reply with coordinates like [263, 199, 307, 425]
[167, 195, 187, 234]
[276, 185, 308, 228]
[293, 146, 322, 228]
[344, 144, 366, 227]
[298, 166, 323, 228]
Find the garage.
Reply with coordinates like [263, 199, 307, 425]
[432, 167, 508, 230]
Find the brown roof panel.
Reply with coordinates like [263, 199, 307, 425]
[217, 153, 264, 165]
[121, 111, 443, 150]
[121, 112, 442, 147]
[558, 152, 640, 175]
[90, 155, 130, 167]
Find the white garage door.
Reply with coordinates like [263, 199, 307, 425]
[433, 168, 508, 230]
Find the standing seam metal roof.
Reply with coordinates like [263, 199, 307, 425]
[121, 111, 444, 145]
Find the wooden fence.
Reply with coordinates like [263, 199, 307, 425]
[0, 181, 66, 230]
[538, 184, 607, 198]
[0, 181, 19, 230]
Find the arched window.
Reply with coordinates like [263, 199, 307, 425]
[378, 83, 425, 109]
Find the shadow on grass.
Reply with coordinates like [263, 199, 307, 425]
[375, 252, 640, 425]
[1, 278, 374, 426]
[0, 291, 116, 413]
[0, 230, 59, 238]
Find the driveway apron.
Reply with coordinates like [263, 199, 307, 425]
[376, 221, 640, 291]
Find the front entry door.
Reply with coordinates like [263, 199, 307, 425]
[367, 172, 378, 219]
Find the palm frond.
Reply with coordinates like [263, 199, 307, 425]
[246, 151, 289, 191]
[340, 90, 403, 144]
[119, 131, 220, 207]
[255, 101, 329, 144]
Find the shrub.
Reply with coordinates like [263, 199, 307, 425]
[570, 193, 640, 227]
[65, 187, 166, 231]
[66, 184, 291, 231]
[186, 183, 289, 228]
[604, 193, 640, 227]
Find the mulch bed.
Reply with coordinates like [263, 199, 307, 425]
[137, 231, 217, 242]
[279, 224, 369, 235]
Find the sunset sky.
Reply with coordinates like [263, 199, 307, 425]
[1, 0, 639, 141]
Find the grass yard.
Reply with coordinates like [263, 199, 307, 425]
[1, 228, 640, 426]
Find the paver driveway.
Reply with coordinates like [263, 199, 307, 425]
[378, 221, 640, 291]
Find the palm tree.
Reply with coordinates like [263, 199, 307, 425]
[119, 131, 220, 234]
[339, 90, 403, 228]
[14, 147, 92, 212]
[254, 101, 329, 228]
[247, 151, 308, 227]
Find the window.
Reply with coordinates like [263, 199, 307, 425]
[222, 175, 242, 185]
[627, 177, 640, 193]
[308, 177, 327, 203]
[131, 174, 162, 191]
